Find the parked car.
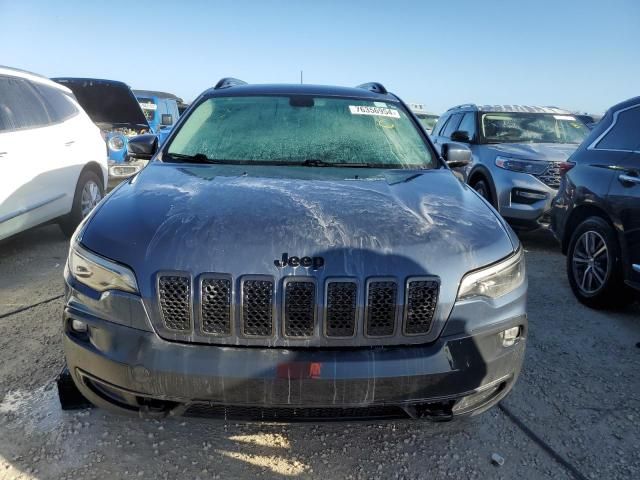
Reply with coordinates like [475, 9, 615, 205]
[53, 78, 151, 189]
[551, 96, 640, 308]
[407, 102, 439, 133]
[133, 90, 182, 144]
[431, 104, 590, 230]
[0, 66, 107, 241]
[61, 79, 527, 420]
[574, 113, 602, 130]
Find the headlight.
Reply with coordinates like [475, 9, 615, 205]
[457, 249, 525, 301]
[108, 135, 125, 151]
[495, 156, 549, 175]
[67, 243, 138, 294]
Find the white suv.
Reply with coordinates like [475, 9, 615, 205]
[0, 66, 107, 240]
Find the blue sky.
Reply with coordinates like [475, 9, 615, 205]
[1, 0, 638, 114]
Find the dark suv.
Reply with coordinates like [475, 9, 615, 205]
[551, 96, 640, 308]
[61, 79, 527, 421]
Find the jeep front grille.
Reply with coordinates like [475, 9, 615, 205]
[404, 280, 439, 335]
[155, 274, 440, 347]
[241, 279, 274, 337]
[365, 281, 398, 337]
[201, 277, 232, 336]
[325, 281, 357, 337]
[535, 163, 562, 189]
[158, 275, 191, 331]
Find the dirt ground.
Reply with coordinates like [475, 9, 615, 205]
[0, 224, 638, 480]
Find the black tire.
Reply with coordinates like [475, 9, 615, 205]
[471, 178, 494, 206]
[59, 170, 104, 238]
[566, 216, 633, 309]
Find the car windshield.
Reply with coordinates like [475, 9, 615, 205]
[165, 95, 436, 168]
[480, 112, 589, 144]
[137, 97, 156, 122]
[415, 113, 439, 131]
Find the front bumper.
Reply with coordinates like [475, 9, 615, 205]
[492, 169, 558, 229]
[63, 304, 527, 420]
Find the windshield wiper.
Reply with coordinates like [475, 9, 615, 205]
[166, 153, 224, 164]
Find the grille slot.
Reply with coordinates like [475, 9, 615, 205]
[184, 403, 407, 421]
[404, 280, 439, 335]
[201, 277, 232, 336]
[535, 163, 562, 189]
[325, 281, 357, 337]
[158, 275, 191, 331]
[241, 279, 274, 337]
[283, 280, 316, 337]
[365, 280, 397, 337]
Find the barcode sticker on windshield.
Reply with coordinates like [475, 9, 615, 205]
[553, 115, 576, 121]
[349, 105, 400, 118]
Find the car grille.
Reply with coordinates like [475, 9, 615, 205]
[241, 279, 274, 337]
[325, 281, 357, 337]
[535, 163, 562, 189]
[201, 277, 232, 336]
[184, 403, 407, 421]
[156, 275, 440, 347]
[158, 275, 191, 331]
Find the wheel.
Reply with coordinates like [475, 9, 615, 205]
[59, 170, 104, 238]
[566, 216, 633, 308]
[56, 367, 92, 410]
[471, 178, 494, 206]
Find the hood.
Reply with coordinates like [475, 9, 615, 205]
[53, 78, 149, 128]
[82, 163, 516, 303]
[487, 142, 578, 162]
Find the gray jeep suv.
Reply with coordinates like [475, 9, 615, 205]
[432, 104, 590, 229]
[61, 80, 527, 421]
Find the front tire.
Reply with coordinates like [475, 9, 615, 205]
[59, 170, 104, 238]
[566, 216, 632, 309]
[471, 178, 494, 207]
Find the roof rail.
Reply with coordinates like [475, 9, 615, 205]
[214, 77, 248, 89]
[356, 82, 388, 95]
[447, 103, 477, 111]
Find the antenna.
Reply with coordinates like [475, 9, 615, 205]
[300, 70, 303, 84]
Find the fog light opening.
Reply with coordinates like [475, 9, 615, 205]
[71, 319, 88, 333]
[499, 326, 521, 347]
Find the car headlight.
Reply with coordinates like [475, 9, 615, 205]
[495, 156, 549, 175]
[67, 243, 138, 294]
[457, 248, 525, 301]
[108, 135, 125, 152]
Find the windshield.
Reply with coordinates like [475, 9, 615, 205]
[415, 113, 439, 131]
[166, 95, 436, 168]
[480, 112, 589, 144]
[137, 97, 156, 122]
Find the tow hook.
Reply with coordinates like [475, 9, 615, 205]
[402, 401, 454, 422]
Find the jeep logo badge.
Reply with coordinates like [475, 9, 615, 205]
[274, 253, 325, 270]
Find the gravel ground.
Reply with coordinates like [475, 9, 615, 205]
[0, 225, 638, 480]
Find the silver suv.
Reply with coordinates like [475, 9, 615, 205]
[431, 105, 590, 229]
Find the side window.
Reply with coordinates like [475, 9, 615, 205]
[0, 75, 51, 132]
[432, 114, 449, 136]
[442, 113, 463, 138]
[34, 83, 78, 123]
[596, 105, 640, 152]
[457, 112, 477, 141]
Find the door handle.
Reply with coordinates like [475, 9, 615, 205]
[618, 174, 640, 185]
[0, 152, 7, 157]
[64, 140, 75, 147]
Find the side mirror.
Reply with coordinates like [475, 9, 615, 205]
[161, 114, 173, 126]
[450, 130, 471, 143]
[127, 134, 158, 160]
[442, 142, 472, 168]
